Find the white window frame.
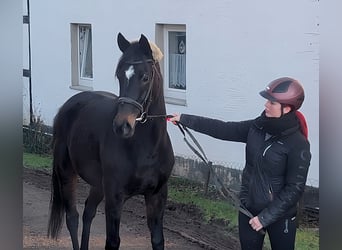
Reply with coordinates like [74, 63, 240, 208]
[70, 23, 93, 91]
[163, 25, 186, 105]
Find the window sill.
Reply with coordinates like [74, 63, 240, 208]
[70, 85, 93, 91]
[165, 96, 187, 106]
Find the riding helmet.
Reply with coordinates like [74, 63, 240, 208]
[259, 77, 305, 110]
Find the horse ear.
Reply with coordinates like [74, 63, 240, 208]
[139, 34, 153, 59]
[117, 32, 131, 53]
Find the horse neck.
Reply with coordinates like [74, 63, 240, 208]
[148, 64, 167, 115]
[148, 88, 166, 115]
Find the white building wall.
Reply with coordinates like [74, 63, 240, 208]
[24, 0, 319, 186]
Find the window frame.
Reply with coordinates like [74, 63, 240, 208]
[70, 23, 93, 91]
[163, 24, 186, 105]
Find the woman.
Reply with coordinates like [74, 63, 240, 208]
[169, 77, 311, 250]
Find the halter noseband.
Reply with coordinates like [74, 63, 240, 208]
[117, 59, 156, 123]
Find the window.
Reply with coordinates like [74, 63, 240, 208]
[156, 24, 186, 105]
[70, 24, 93, 90]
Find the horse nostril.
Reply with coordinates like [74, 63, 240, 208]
[113, 121, 133, 138]
[121, 122, 131, 136]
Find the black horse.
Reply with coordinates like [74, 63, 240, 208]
[47, 33, 175, 250]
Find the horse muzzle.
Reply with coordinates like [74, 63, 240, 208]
[113, 96, 148, 137]
[113, 100, 141, 137]
[113, 112, 138, 138]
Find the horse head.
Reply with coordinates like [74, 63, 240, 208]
[113, 33, 161, 138]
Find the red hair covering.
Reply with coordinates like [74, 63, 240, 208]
[295, 111, 308, 140]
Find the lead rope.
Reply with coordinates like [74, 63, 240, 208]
[174, 121, 266, 235]
[136, 114, 174, 123]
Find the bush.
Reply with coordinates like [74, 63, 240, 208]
[23, 116, 52, 155]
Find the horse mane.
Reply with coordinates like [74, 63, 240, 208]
[149, 42, 163, 62]
[128, 40, 163, 62]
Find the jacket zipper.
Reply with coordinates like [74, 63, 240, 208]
[269, 185, 273, 201]
[262, 144, 272, 156]
[262, 141, 275, 202]
[284, 219, 289, 233]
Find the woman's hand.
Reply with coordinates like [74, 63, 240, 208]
[249, 216, 264, 232]
[168, 114, 181, 125]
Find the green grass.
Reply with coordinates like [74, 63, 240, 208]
[168, 176, 238, 230]
[262, 228, 319, 250]
[23, 152, 52, 169]
[23, 153, 319, 249]
[295, 228, 319, 250]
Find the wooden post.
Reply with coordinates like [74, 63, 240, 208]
[204, 162, 212, 195]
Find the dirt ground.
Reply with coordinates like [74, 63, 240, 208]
[23, 167, 240, 250]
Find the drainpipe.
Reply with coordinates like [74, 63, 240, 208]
[23, 0, 33, 124]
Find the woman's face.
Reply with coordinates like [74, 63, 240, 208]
[264, 100, 283, 118]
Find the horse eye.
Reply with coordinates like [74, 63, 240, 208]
[141, 74, 149, 83]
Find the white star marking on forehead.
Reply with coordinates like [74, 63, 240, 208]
[125, 65, 135, 82]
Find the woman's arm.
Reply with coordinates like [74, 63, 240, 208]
[171, 113, 253, 143]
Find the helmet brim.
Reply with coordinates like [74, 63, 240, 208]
[259, 90, 277, 102]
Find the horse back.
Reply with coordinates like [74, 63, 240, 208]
[53, 91, 117, 141]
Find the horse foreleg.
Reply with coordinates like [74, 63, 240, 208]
[80, 186, 104, 250]
[104, 193, 123, 250]
[145, 184, 168, 250]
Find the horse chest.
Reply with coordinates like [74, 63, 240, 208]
[122, 148, 160, 170]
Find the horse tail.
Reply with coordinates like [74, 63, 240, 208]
[47, 140, 67, 239]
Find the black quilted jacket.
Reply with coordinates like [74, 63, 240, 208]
[179, 113, 311, 228]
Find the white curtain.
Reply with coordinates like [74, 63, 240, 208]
[169, 53, 186, 89]
[79, 26, 93, 78]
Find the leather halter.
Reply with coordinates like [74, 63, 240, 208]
[117, 59, 155, 123]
